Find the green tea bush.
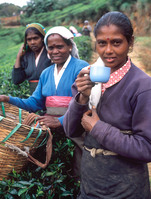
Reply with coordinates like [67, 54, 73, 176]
[0, 134, 79, 199]
[0, 28, 30, 98]
[20, 0, 108, 26]
[74, 36, 92, 62]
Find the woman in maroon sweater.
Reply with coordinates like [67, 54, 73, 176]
[63, 11, 151, 199]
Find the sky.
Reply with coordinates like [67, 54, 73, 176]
[0, 0, 29, 7]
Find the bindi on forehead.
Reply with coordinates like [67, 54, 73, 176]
[106, 37, 110, 40]
[48, 34, 58, 39]
[48, 34, 63, 41]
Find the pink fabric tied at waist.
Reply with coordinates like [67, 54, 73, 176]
[46, 96, 72, 107]
[45, 96, 72, 116]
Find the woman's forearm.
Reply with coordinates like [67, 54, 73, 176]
[14, 44, 24, 68]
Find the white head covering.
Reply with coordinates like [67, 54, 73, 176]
[44, 26, 79, 59]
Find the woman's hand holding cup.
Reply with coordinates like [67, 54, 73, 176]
[76, 67, 94, 104]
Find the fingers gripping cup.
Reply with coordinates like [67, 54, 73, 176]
[90, 65, 111, 83]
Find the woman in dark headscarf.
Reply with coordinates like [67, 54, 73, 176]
[12, 23, 51, 94]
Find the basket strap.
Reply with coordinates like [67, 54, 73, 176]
[22, 113, 53, 168]
[1, 123, 22, 142]
[27, 128, 53, 169]
[21, 127, 47, 146]
[21, 113, 41, 143]
[1, 102, 22, 123]
[1, 102, 6, 117]
[32, 129, 42, 146]
[36, 132, 49, 148]
[22, 113, 39, 126]
[20, 127, 34, 143]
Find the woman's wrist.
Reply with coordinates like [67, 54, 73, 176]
[0, 95, 10, 102]
[4, 96, 9, 102]
[14, 56, 21, 68]
[78, 93, 89, 105]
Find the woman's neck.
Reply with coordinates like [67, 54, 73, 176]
[34, 47, 44, 58]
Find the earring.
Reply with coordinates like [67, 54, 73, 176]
[69, 49, 72, 52]
[128, 46, 133, 53]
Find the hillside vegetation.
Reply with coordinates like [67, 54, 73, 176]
[0, 0, 151, 35]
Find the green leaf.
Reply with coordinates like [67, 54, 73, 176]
[36, 190, 44, 196]
[17, 181, 31, 186]
[18, 187, 29, 196]
[0, 181, 7, 186]
[12, 183, 26, 188]
[32, 194, 37, 199]
[29, 183, 35, 189]
[45, 171, 56, 176]
[5, 193, 14, 199]
[9, 189, 18, 195]
[55, 179, 63, 183]
[57, 163, 64, 167]
[61, 191, 73, 196]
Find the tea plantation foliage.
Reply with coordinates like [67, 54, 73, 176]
[0, 27, 92, 198]
[3, 0, 149, 33]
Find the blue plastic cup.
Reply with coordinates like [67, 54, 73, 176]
[90, 66, 111, 83]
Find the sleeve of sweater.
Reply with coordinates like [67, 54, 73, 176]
[12, 54, 27, 85]
[90, 89, 151, 163]
[12, 67, 27, 85]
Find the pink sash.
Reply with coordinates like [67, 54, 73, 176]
[45, 96, 72, 116]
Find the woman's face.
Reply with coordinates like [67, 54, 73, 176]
[47, 34, 72, 67]
[96, 24, 132, 73]
[26, 31, 44, 53]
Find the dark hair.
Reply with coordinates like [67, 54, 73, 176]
[62, 37, 72, 46]
[25, 27, 44, 39]
[24, 27, 44, 52]
[94, 11, 133, 44]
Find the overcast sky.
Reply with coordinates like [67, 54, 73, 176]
[0, 0, 29, 7]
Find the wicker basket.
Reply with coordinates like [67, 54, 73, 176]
[0, 102, 52, 180]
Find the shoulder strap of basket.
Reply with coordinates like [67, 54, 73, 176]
[23, 113, 53, 169]
[22, 112, 38, 125]
[27, 128, 53, 169]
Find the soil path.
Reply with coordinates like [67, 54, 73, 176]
[90, 32, 151, 178]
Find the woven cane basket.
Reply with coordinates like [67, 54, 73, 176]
[0, 102, 50, 180]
